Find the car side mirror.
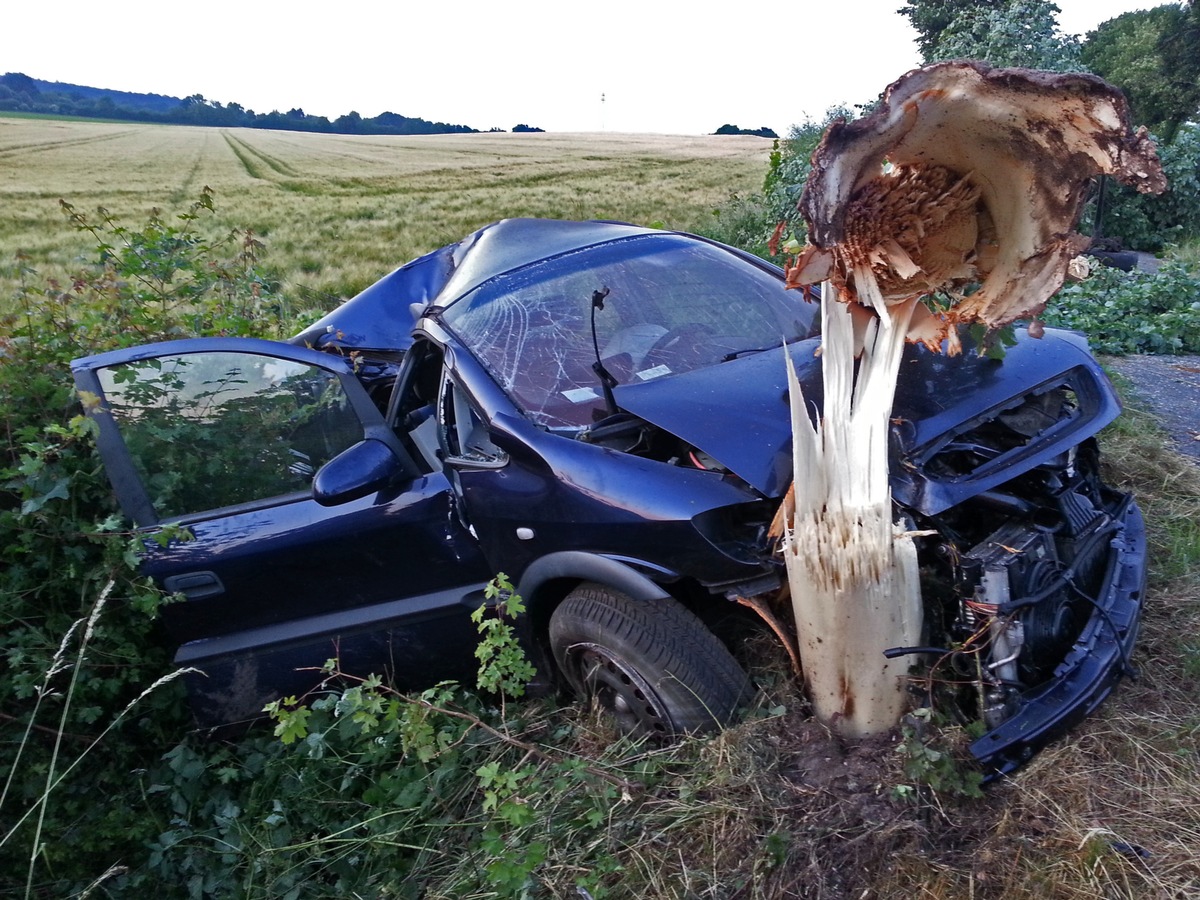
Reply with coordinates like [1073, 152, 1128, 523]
[312, 438, 405, 506]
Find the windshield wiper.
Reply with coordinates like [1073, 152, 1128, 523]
[722, 333, 809, 362]
[589, 286, 620, 417]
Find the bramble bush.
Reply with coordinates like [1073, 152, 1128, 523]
[0, 190, 311, 896]
[110, 574, 666, 898]
[1044, 260, 1200, 355]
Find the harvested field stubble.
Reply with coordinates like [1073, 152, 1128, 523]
[0, 117, 771, 306]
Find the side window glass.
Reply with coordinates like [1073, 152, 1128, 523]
[439, 378, 506, 468]
[98, 352, 365, 519]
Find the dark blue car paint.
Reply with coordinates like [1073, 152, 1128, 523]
[72, 339, 494, 724]
[294, 242, 457, 353]
[175, 581, 493, 728]
[144, 471, 493, 724]
[889, 333, 1123, 516]
[457, 410, 772, 587]
[612, 340, 825, 500]
[71, 219, 1146, 775]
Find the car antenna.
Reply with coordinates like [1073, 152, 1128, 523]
[589, 286, 619, 417]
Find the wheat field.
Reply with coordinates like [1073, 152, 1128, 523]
[0, 116, 773, 304]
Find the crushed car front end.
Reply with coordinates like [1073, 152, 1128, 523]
[885, 332, 1146, 776]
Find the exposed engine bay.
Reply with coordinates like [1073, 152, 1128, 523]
[564, 370, 1136, 761]
[892, 383, 1142, 774]
[922, 439, 1127, 716]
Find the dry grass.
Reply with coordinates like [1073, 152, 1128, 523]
[829, 398, 1200, 899]
[1167, 238, 1200, 270]
[0, 117, 771, 305]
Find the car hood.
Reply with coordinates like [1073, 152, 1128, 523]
[613, 340, 821, 500]
[614, 329, 1120, 513]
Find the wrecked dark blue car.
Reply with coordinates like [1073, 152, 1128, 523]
[72, 219, 1145, 776]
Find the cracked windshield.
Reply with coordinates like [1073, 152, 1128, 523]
[440, 235, 820, 429]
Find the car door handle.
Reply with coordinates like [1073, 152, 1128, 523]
[163, 571, 225, 601]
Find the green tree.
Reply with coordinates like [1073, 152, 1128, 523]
[1082, 2, 1200, 143]
[924, 0, 1083, 70]
[897, 0, 1008, 58]
[334, 110, 365, 134]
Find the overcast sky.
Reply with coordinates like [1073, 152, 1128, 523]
[6, 0, 1157, 135]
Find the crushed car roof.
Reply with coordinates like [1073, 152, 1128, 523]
[293, 219, 658, 353]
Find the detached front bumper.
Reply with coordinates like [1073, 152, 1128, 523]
[969, 495, 1147, 778]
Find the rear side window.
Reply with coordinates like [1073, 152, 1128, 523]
[97, 352, 364, 519]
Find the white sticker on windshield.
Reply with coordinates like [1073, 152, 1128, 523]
[562, 387, 601, 403]
[636, 365, 672, 381]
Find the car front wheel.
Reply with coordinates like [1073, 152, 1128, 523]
[549, 583, 752, 737]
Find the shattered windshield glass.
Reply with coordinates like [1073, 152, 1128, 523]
[439, 235, 819, 428]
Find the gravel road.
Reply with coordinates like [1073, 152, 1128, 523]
[1107, 355, 1200, 461]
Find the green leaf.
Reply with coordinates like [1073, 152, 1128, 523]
[20, 477, 71, 515]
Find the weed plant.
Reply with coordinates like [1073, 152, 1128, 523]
[0, 192, 308, 896]
[1170, 236, 1200, 270]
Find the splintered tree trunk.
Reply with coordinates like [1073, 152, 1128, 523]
[777, 63, 1165, 738]
[781, 284, 923, 737]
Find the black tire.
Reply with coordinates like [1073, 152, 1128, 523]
[549, 583, 752, 737]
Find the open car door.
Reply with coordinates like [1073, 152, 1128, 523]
[72, 338, 493, 727]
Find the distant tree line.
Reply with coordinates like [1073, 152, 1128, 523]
[0, 73, 481, 136]
[713, 124, 779, 138]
